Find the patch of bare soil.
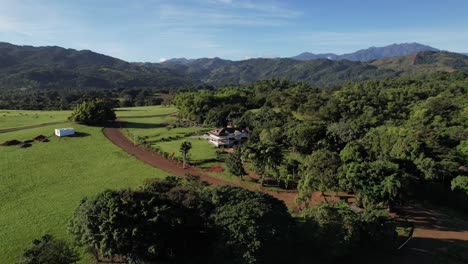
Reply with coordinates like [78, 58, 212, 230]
[205, 164, 225, 173]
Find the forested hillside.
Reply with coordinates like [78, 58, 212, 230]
[2, 42, 468, 93]
[173, 72, 468, 211]
[0, 42, 199, 91]
[155, 51, 468, 86]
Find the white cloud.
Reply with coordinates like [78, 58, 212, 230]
[159, 57, 167, 62]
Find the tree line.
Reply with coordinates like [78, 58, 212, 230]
[20, 176, 396, 264]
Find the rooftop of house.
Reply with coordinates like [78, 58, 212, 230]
[209, 127, 248, 136]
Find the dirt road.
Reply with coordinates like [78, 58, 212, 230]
[103, 121, 468, 264]
[102, 122, 297, 207]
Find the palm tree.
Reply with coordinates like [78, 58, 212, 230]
[180, 141, 192, 169]
[381, 175, 401, 204]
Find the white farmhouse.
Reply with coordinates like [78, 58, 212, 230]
[208, 127, 248, 148]
[55, 128, 75, 137]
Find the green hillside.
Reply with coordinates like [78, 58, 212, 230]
[2, 42, 468, 92]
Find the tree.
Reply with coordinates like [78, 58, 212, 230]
[19, 234, 79, 264]
[242, 142, 284, 186]
[361, 160, 402, 204]
[209, 186, 294, 264]
[226, 146, 246, 180]
[180, 141, 192, 169]
[306, 202, 396, 259]
[297, 149, 341, 205]
[69, 98, 116, 125]
[358, 205, 397, 249]
[381, 175, 402, 204]
[69, 190, 180, 263]
[286, 123, 326, 154]
[284, 159, 301, 189]
[307, 201, 360, 258]
[451, 176, 468, 194]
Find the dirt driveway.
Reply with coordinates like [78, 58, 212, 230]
[102, 122, 297, 207]
[103, 121, 468, 264]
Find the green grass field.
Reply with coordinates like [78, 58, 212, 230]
[0, 105, 177, 131]
[0, 110, 71, 130]
[115, 105, 178, 117]
[156, 137, 218, 161]
[119, 114, 214, 162]
[0, 117, 171, 263]
[121, 116, 201, 139]
[0, 105, 238, 262]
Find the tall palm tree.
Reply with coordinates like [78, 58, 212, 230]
[180, 141, 192, 169]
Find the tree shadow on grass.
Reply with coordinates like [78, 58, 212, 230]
[123, 122, 168, 129]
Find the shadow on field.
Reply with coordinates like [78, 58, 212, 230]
[361, 238, 468, 264]
[123, 122, 167, 129]
[73, 132, 91, 137]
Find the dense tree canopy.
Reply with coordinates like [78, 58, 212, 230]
[68, 98, 116, 125]
[173, 72, 468, 207]
[69, 177, 294, 264]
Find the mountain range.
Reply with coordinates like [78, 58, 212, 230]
[1, 42, 468, 90]
[0, 42, 200, 90]
[289, 43, 440, 61]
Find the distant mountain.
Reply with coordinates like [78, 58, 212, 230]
[163, 58, 195, 64]
[1, 42, 468, 90]
[290, 52, 338, 61]
[291, 43, 439, 62]
[153, 50, 468, 87]
[0, 42, 199, 90]
[371, 51, 468, 74]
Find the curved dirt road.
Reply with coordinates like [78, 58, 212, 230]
[102, 122, 297, 207]
[103, 121, 468, 264]
[389, 204, 468, 264]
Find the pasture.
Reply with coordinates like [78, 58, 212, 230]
[0, 109, 172, 263]
[115, 105, 178, 117]
[0, 110, 71, 130]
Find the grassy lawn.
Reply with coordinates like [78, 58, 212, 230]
[121, 116, 208, 142]
[115, 105, 178, 117]
[156, 137, 218, 161]
[0, 110, 71, 129]
[0, 105, 177, 130]
[0, 123, 168, 263]
[119, 113, 213, 162]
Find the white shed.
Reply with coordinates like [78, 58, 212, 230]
[55, 128, 75, 137]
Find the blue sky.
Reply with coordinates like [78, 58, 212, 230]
[0, 0, 467, 61]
